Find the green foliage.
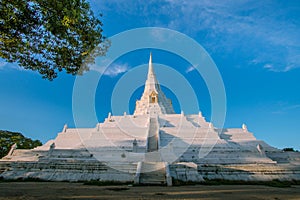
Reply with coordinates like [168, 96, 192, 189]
[0, 0, 109, 80]
[0, 130, 42, 158]
[283, 148, 296, 152]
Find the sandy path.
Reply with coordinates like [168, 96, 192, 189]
[0, 182, 299, 200]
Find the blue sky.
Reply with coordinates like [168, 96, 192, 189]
[0, 0, 300, 150]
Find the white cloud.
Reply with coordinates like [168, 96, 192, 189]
[272, 102, 300, 114]
[263, 64, 275, 71]
[91, 60, 129, 77]
[185, 66, 195, 73]
[177, 1, 300, 72]
[103, 64, 129, 77]
[89, 0, 300, 72]
[0, 59, 26, 71]
[150, 29, 170, 42]
[90, 56, 129, 77]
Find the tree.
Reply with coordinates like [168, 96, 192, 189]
[0, 130, 42, 158]
[0, 0, 109, 80]
[283, 148, 296, 152]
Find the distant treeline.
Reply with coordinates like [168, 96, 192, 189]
[0, 130, 42, 158]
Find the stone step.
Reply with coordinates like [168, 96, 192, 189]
[139, 175, 166, 185]
[140, 174, 165, 180]
[140, 169, 165, 175]
[0, 163, 10, 173]
[139, 180, 166, 185]
[144, 151, 162, 162]
[138, 162, 166, 185]
[147, 118, 159, 152]
[147, 136, 158, 152]
[140, 173, 166, 180]
[140, 161, 164, 172]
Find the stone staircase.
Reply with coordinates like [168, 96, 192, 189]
[147, 118, 159, 152]
[139, 162, 166, 185]
[0, 162, 11, 174]
[136, 117, 167, 185]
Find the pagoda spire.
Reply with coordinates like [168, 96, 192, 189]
[148, 52, 155, 79]
[133, 53, 175, 115]
[146, 52, 158, 90]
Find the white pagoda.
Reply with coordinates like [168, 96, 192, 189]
[1, 54, 299, 185]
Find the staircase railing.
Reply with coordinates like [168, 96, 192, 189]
[134, 161, 142, 184]
[164, 162, 172, 186]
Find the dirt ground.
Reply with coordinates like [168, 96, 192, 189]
[0, 182, 299, 200]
